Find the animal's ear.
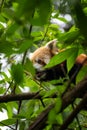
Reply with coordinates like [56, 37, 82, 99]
[46, 39, 58, 55]
[45, 39, 58, 50]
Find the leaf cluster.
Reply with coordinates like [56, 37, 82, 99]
[0, 0, 87, 130]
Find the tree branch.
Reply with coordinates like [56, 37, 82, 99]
[0, 92, 41, 103]
[0, 76, 87, 104]
[22, 10, 34, 65]
[27, 76, 87, 130]
[61, 75, 87, 110]
[0, 0, 4, 12]
[15, 100, 22, 130]
[0, 121, 15, 130]
[0, 76, 87, 130]
[28, 104, 54, 130]
[60, 93, 87, 130]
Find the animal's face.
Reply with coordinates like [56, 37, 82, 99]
[29, 39, 58, 71]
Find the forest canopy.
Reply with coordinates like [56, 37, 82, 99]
[0, 0, 87, 130]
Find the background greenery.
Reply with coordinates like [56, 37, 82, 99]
[0, 0, 87, 130]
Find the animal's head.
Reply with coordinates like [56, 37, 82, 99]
[29, 39, 58, 71]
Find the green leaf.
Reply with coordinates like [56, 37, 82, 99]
[48, 109, 56, 124]
[67, 47, 79, 71]
[0, 103, 7, 111]
[68, 0, 87, 40]
[84, 7, 87, 15]
[0, 87, 5, 94]
[2, 8, 15, 20]
[0, 119, 16, 126]
[24, 78, 39, 92]
[76, 66, 87, 83]
[24, 100, 35, 119]
[56, 114, 63, 125]
[6, 23, 19, 36]
[17, 0, 52, 25]
[31, 31, 42, 37]
[74, 1, 87, 39]
[11, 63, 24, 84]
[58, 17, 68, 23]
[0, 23, 5, 29]
[24, 58, 35, 76]
[55, 98, 62, 113]
[45, 48, 78, 69]
[0, 15, 6, 22]
[18, 40, 32, 53]
[17, 0, 36, 18]
[1, 72, 10, 81]
[19, 121, 25, 130]
[38, 0, 52, 25]
[43, 88, 57, 98]
[59, 28, 80, 43]
[0, 41, 15, 56]
[6, 102, 16, 118]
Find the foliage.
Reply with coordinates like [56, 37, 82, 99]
[0, 0, 87, 130]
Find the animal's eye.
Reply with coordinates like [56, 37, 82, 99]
[35, 59, 46, 65]
[35, 59, 42, 64]
[37, 59, 42, 64]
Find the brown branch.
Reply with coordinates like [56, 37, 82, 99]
[0, 121, 15, 130]
[27, 104, 54, 130]
[61, 75, 87, 111]
[0, 76, 86, 104]
[59, 93, 87, 130]
[21, 25, 33, 65]
[0, 0, 4, 12]
[71, 104, 81, 130]
[0, 91, 57, 103]
[22, 10, 34, 65]
[62, 57, 87, 96]
[0, 76, 87, 130]
[27, 76, 87, 130]
[15, 100, 22, 130]
[40, 24, 49, 43]
[0, 92, 41, 103]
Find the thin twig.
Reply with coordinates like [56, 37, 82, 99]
[22, 50, 28, 65]
[4, 80, 13, 95]
[59, 93, 87, 130]
[0, 0, 4, 12]
[11, 83, 17, 94]
[62, 58, 87, 96]
[72, 103, 82, 130]
[40, 98, 45, 107]
[0, 121, 15, 130]
[27, 76, 87, 130]
[15, 100, 22, 130]
[21, 25, 33, 65]
[24, 70, 50, 91]
[41, 24, 50, 43]
[22, 10, 34, 65]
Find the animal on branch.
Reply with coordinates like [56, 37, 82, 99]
[29, 39, 87, 83]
